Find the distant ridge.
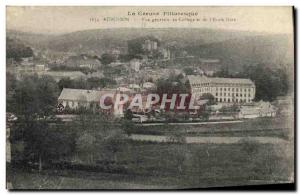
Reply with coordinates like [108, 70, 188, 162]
[7, 28, 293, 71]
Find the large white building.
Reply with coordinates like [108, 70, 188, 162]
[188, 75, 256, 103]
[58, 88, 105, 110]
[57, 88, 123, 116]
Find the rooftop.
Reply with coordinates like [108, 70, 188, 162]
[187, 75, 254, 86]
[58, 88, 116, 102]
[41, 71, 86, 78]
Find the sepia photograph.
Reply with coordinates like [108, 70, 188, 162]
[5, 6, 295, 190]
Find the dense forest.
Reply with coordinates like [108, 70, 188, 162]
[6, 38, 33, 61]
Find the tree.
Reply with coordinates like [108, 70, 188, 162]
[11, 119, 75, 171]
[6, 38, 34, 61]
[12, 75, 59, 120]
[119, 54, 136, 62]
[36, 76, 59, 116]
[156, 75, 189, 95]
[86, 77, 102, 89]
[6, 72, 17, 113]
[76, 132, 97, 163]
[58, 77, 73, 91]
[121, 118, 136, 136]
[183, 67, 194, 75]
[213, 64, 290, 101]
[127, 36, 160, 56]
[200, 93, 216, 105]
[198, 110, 210, 120]
[100, 53, 115, 65]
[8, 75, 71, 170]
[124, 109, 133, 120]
[241, 64, 289, 101]
[97, 77, 117, 88]
[127, 38, 145, 56]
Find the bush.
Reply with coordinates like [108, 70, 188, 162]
[238, 138, 259, 155]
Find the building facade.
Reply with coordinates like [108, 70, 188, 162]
[58, 88, 104, 110]
[57, 88, 121, 115]
[238, 101, 277, 118]
[188, 75, 256, 103]
[142, 39, 158, 52]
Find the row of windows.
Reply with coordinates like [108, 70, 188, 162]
[217, 98, 252, 103]
[65, 101, 97, 108]
[216, 93, 252, 97]
[193, 87, 253, 93]
[192, 84, 253, 88]
[217, 88, 251, 92]
[193, 83, 210, 87]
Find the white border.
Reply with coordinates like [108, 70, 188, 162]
[0, 0, 298, 194]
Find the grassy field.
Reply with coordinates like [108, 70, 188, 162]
[8, 139, 294, 189]
[129, 116, 293, 139]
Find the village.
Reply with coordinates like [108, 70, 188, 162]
[5, 6, 295, 190]
[56, 82, 279, 123]
[7, 35, 291, 125]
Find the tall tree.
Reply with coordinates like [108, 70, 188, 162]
[100, 53, 116, 65]
[213, 64, 289, 101]
[9, 75, 70, 171]
[12, 75, 59, 119]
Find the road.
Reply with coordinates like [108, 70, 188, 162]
[136, 120, 243, 126]
[128, 134, 288, 144]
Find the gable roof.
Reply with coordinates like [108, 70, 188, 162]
[58, 88, 115, 102]
[187, 75, 254, 86]
[42, 71, 86, 78]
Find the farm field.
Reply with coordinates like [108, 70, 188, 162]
[9, 139, 294, 189]
[129, 116, 293, 139]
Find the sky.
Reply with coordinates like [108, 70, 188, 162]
[6, 6, 294, 35]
